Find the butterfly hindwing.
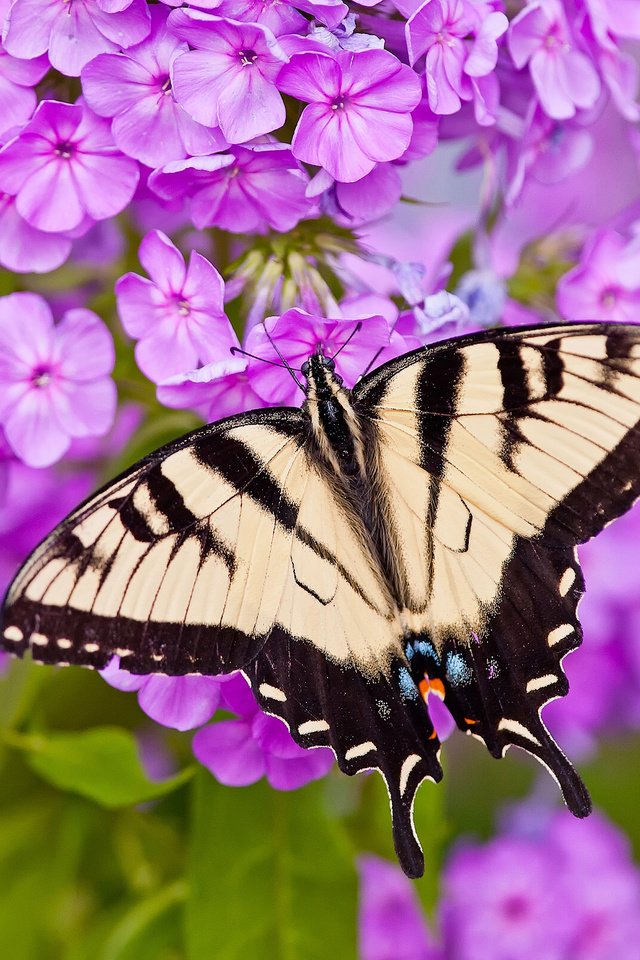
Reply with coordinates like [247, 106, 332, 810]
[354, 322, 640, 812]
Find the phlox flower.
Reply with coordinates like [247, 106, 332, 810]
[556, 228, 640, 322]
[193, 672, 334, 790]
[0, 293, 116, 468]
[276, 48, 422, 182]
[148, 144, 313, 234]
[508, 0, 601, 120]
[441, 811, 640, 960]
[0, 48, 48, 139]
[101, 657, 224, 731]
[81, 7, 225, 167]
[115, 230, 236, 383]
[0, 100, 139, 233]
[406, 0, 508, 121]
[3, 0, 151, 77]
[157, 356, 266, 422]
[358, 855, 442, 960]
[169, 10, 288, 143]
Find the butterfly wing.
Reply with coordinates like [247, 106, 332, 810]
[354, 322, 640, 816]
[1, 405, 441, 877]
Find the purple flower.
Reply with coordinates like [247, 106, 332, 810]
[407, 0, 508, 119]
[170, 10, 288, 143]
[148, 145, 313, 233]
[0, 100, 139, 233]
[115, 230, 236, 383]
[556, 228, 640, 322]
[276, 48, 422, 182]
[81, 7, 225, 167]
[3, 0, 151, 76]
[358, 855, 442, 960]
[101, 657, 223, 731]
[193, 673, 334, 790]
[243, 308, 395, 406]
[440, 810, 640, 960]
[508, 0, 601, 120]
[0, 193, 73, 273]
[0, 293, 116, 467]
[0, 48, 48, 138]
[157, 356, 266, 422]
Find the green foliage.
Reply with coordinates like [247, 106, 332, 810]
[186, 771, 357, 960]
[6, 727, 193, 807]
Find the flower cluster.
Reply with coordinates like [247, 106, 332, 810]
[1, 0, 640, 878]
[360, 808, 640, 959]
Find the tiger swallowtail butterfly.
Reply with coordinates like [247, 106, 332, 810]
[3, 322, 640, 877]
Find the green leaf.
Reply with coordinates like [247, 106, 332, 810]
[6, 727, 193, 807]
[186, 771, 358, 960]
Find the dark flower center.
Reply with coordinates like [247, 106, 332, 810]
[600, 286, 619, 309]
[55, 140, 75, 159]
[160, 75, 172, 96]
[31, 365, 53, 388]
[502, 894, 530, 921]
[238, 49, 258, 67]
[331, 96, 347, 111]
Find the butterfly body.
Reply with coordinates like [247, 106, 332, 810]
[4, 322, 640, 878]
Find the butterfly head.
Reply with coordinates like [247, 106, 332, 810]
[301, 350, 344, 401]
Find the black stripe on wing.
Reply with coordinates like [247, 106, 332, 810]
[407, 537, 591, 818]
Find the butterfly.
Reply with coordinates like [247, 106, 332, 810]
[3, 321, 640, 878]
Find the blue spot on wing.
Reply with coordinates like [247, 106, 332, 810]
[398, 666, 419, 700]
[445, 652, 473, 687]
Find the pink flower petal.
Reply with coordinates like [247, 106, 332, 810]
[193, 719, 266, 786]
[139, 229, 186, 294]
[55, 308, 116, 381]
[138, 674, 222, 731]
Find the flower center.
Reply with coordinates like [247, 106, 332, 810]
[31, 365, 53, 388]
[600, 287, 618, 309]
[55, 140, 75, 159]
[331, 96, 347, 111]
[160, 76, 172, 96]
[502, 894, 530, 921]
[177, 298, 191, 317]
[238, 49, 258, 67]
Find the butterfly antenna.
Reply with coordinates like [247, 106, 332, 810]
[262, 329, 305, 393]
[330, 321, 362, 362]
[230, 345, 295, 372]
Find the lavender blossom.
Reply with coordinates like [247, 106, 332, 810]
[3, 0, 151, 76]
[115, 230, 236, 383]
[148, 145, 313, 234]
[0, 100, 139, 233]
[170, 9, 288, 143]
[0, 293, 116, 467]
[277, 48, 422, 182]
[81, 6, 224, 167]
